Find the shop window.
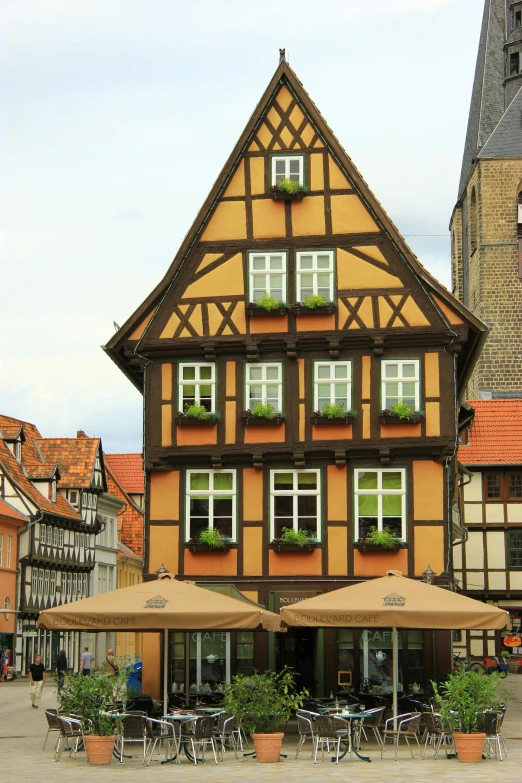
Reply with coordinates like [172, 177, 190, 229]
[236, 631, 255, 676]
[270, 469, 321, 541]
[381, 359, 420, 411]
[337, 629, 355, 692]
[407, 630, 425, 690]
[189, 631, 230, 694]
[360, 629, 402, 695]
[185, 470, 236, 542]
[248, 251, 287, 303]
[508, 531, 522, 569]
[354, 468, 407, 541]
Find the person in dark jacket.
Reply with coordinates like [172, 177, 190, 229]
[56, 650, 67, 690]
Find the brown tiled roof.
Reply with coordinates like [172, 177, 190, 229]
[0, 498, 26, 522]
[37, 438, 100, 488]
[0, 415, 43, 467]
[27, 464, 60, 480]
[459, 400, 522, 465]
[118, 541, 142, 562]
[104, 453, 144, 494]
[105, 460, 144, 558]
[0, 424, 24, 440]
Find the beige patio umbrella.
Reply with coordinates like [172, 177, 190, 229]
[37, 573, 282, 710]
[280, 570, 509, 719]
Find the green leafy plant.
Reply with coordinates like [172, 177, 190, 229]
[276, 177, 308, 195]
[184, 403, 210, 419]
[57, 670, 128, 736]
[303, 294, 328, 309]
[254, 295, 284, 312]
[198, 527, 227, 549]
[362, 526, 398, 549]
[387, 401, 417, 420]
[223, 667, 308, 734]
[280, 527, 312, 546]
[431, 667, 512, 734]
[251, 401, 278, 419]
[320, 403, 347, 419]
[501, 650, 511, 659]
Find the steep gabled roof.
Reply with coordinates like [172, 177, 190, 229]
[478, 86, 522, 159]
[37, 437, 105, 489]
[104, 453, 144, 494]
[118, 540, 142, 563]
[104, 456, 144, 557]
[27, 464, 60, 480]
[458, 399, 522, 465]
[0, 497, 26, 522]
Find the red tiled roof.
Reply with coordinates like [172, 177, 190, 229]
[104, 459, 144, 558]
[0, 415, 44, 467]
[104, 453, 144, 494]
[27, 464, 59, 480]
[0, 424, 23, 440]
[0, 498, 26, 522]
[459, 400, 522, 465]
[118, 541, 142, 562]
[37, 438, 100, 488]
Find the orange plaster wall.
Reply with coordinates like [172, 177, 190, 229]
[269, 548, 322, 576]
[225, 361, 236, 397]
[414, 526, 444, 576]
[424, 353, 440, 398]
[161, 404, 172, 447]
[129, 311, 153, 340]
[331, 194, 379, 234]
[243, 469, 263, 521]
[296, 314, 335, 332]
[244, 424, 285, 444]
[291, 196, 326, 236]
[413, 461, 444, 520]
[425, 402, 441, 437]
[200, 201, 246, 241]
[0, 522, 19, 635]
[252, 199, 286, 238]
[362, 356, 371, 399]
[327, 527, 348, 575]
[161, 363, 172, 401]
[223, 160, 245, 197]
[249, 315, 288, 334]
[400, 296, 430, 326]
[432, 295, 464, 325]
[310, 153, 325, 191]
[225, 402, 236, 444]
[149, 525, 179, 573]
[150, 471, 180, 520]
[362, 404, 371, 438]
[184, 549, 238, 576]
[250, 157, 265, 195]
[327, 466, 347, 520]
[299, 404, 305, 441]
[354, 548, 408, 578]
[176, 427, 218, 447]
[380, 423, 422, 438]
[298, 359, 305, 397]
[142, 633, 161, 699]
[312, 424, 352, 441]
[243, 527, 263, 575]
[184, 254, 243, 298]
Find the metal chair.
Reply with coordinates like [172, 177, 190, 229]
[483, 710, 506, 760]
[421, 712, 453, 759]
[360, 706, 385, 749]
[43, 709, 62, 751]
[313, 716, 347, 764]
[180, 716, 218, 765]
[54, 716, 91, 762]
[144, 717, 178, 765]
[381, 712, 422, 761]
[117, 714, 148, 763]
[213, 712, 238, 760]
[296, 709, 318, 758]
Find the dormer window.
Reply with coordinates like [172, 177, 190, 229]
[69, 490, 78, 507]
[15, 441, 21, 462]
[271, 154, 305, 187]
[51, 481, 56, 503]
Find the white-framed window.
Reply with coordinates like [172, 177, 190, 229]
[270, 469, 321, 541]
[248, 251, 287, 303]
[38, 568, 44, 597]
[83, 573, 88, 597]
[39, 524, 46, 545]
[381, 359, 420, 411]
[31, 568, 38, 595]
[44, 570, 50, 597]
[178, 363, 216, 414]
[271, 154, 305, 186]
[354, 468, 407, 541]
[296, 251, 335, 301]
[314, 361, 352, 412]
[53, 528, 59, 547]
[6, 536, 11, 569]
[186, 470, 236, 542]
[0, 533, 3, 567]
[58, 528, 64, 548]
[69, 490, 78, 506]
[4, 596, 9, 620]
[50, 571, 56, 597]
[15, 441, 22, 461]
[51, 481, 56, 502]
[46, 526, 53, 546]
[74, 533, 79, 549]
[72, 573, 78, 597]
[108, 567, 114, 591]
[66, 572, 72, 598]
[245, 363, 283, 412]
[98, 564, 107, 594]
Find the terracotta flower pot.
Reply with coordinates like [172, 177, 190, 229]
[84, 734, 116, 765]
[452, 731, 486, 763]
[252, 732, 284, 763]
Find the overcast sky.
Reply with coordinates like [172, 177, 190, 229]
[2, 0, 482, 452]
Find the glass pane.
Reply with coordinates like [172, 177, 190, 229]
[274, 473, 294, 490]
[270, 275, 282, 290]
[275, 160, 285, 173]
[190, 473, 209, 491]
[289, 173, 299, 183]
[266, 366, 279, 380]
[190, 498, 209, 516]
[382, 495, 401, 515]
[402, 364, 416, 378]
[274, 518, 291, 538]
[253, 275, 267, 290]
[182, 366, 196, 380]
[385, 364, 398, 378]
[383, 517, 402, 537]
[334, 384, 348, 399]
[199, 384, 212, 398]
[274, 496, 293, 515]
[289, 160, 300, 173]
[358, 517, 377, 538]
[237, 644, 254, 660]
[317, 365, 331, 379]
[299, 256, 313, 269]
[382, 472, 402, 490]
[401, 382, 416, 398]
[213, 473, 233, 490]
[298, 473, 317, 490]
[298, 518, 317, 536]
[266, 385, 279, 400]
[358, 471, 378, 490]
[252, 256, 266, 270]
[237, 631, 254, 643]
[199, 366, 212, 380]
[300, 274, 313, 288]
[316, 254, 331, 269]
[317, 273, 330, 288]
[269, 256, 283, 270]
[249, 367, 262, 380]
[249, 386, 263, 401]
[213, 517, 232, 538]
[317, 384, 330, 399]
[359, 495, 378, 515]
[334, 365, 348, 379]
[298, 496, 317, 515]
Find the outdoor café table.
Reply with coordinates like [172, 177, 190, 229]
[161, 714, 201, 764]
[327, 712, 371, 763]
[195, 707, 223, 714]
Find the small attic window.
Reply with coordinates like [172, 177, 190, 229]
[15, 441, 21, 462]
[510, 52, 520, 76]
[51, 481, 56, 503]
[271, 155, 305, 187]
[69, 490, 78, 506]
[515, 10, 521, 27]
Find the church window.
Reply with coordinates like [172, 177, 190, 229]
[178, 363, 216, 414]
[510, 52, 520, 76]
[271, 154, 305, 187]
[470, 188, 478, 253]
[248, 251, 287, 303]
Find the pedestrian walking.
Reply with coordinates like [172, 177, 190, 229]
[56, 649, 67, 690]
[0, 649, 8, 682]
[102, 649, 119, 678]
[80, 646, 93, 676]
[29, 654, 45, 709]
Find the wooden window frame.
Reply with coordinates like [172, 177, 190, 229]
[6, 536, 11, 569]
[269, 468, 322, 542]
[354, 467, 407, 541]
[31, 567, 38, 596]
[248, 251, 288, 303]
[270, 154, 305, 187]
[58, 528, 64, 548]
[245, 362, 283, 413]
[185, 469, 237, 543]
[178, 362, 216, 414]
[483, 471, 522, 502]
[381, 359, 421, 411]
[50, 570, 56, 597]
[295, 250, 335, 302]
[46, 526, 53, 546]
[508, 530, 522, 569]
[313, 361, 352, 412]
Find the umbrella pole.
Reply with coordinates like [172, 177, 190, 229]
[163, 629, 168, 715]
[392, 627, 398, 729]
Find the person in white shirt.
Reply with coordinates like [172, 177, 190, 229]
[80, 647, 93, 676]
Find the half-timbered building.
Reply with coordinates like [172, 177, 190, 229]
[105, 58, 486, 699]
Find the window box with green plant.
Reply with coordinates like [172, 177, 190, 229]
[271, 526, 317, 552]
[355, 526, 403, 553]
[291, 294, 336, 316]
[242, 401, 285, 426]
[311, 403, 355, 425]
[187, 527, 232, 553]
[269, 177, 308, 201]
[246, 295, 288, 318]
[379, 401, 422, 425]
[176, 403, 218, 426]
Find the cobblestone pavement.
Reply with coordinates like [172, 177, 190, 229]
[1, 676, 521, 782]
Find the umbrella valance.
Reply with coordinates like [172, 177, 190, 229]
[37, 574, 282, 632]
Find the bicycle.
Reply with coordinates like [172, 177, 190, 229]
[453, 653, 484, 673]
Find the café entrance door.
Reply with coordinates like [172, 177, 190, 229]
[276, 628, 316, 695]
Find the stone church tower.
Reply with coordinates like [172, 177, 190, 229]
[451, 0, 522, 398]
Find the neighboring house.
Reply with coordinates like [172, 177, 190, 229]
[104, 58, 486, 699]
[456, 400, 522, 657]
[0, 499, 26, 660]
[117, 540, 143, 666]
[0, 416, 106, 673]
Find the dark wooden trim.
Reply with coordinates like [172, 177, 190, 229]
[186, 542, 233, 553]
[269, 541, 318, 552]
[379, 412, 422, 425]
[270, 186, 306, 202]
[175, 415, 218, 427]
[311, 414, 355, 425]
[246, 304, 288, 317]
[242, 413, 285, 426]
[354, 542, 403, 553]
[291, 304, 336, 316]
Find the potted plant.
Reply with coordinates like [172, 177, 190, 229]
[246, 295, 288, 317]
[270, 177, 308, 201]
[272, 526, 317, 552]
[355, 526, 401, 552]
[431, 667, 510, 763]
[242, 401, 285, 426]
[57, 670, 127, 764]
[176, 403, 217, 426]
[187, 527, 231, 552]
[223, 667, 308, 762]
[311, 403, 355, 425]
[291, 294, 336, 315]
[380, 401, 421, 425]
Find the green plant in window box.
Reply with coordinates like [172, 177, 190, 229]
[184, 403, 210, 420]
[198, 527, 228, 549]
[321, 403, 347, 420]
[251, 401, 278, 419]
[303, 294, 328, 309]
[359, 526, 399, 550]
[275, 177, 308, 196]
[281, 527, 312, 546]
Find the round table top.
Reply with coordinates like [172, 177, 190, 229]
[162, 714, 196, 721]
